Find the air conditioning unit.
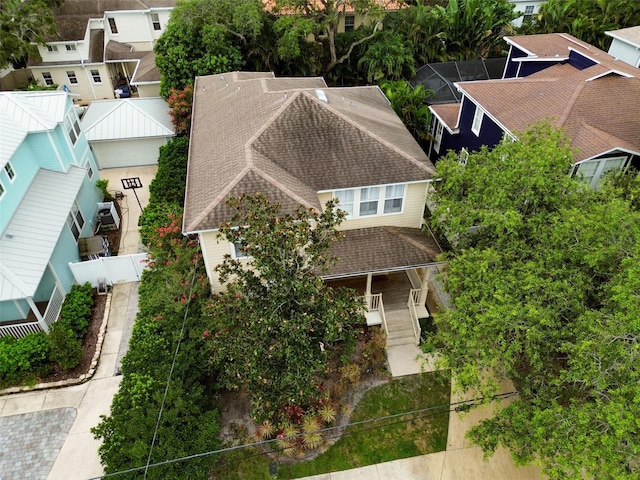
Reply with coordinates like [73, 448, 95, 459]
[97, 201, 120, 230]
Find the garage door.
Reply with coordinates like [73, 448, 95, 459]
[92, 138, 166, 169]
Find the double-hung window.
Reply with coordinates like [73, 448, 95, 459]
[572, 156, 627, 189]
[344, 15, 355, 32]
[0, 181, 5, 199]
[471, 105, 484, 136]
[90, 69, 102, 83]
[108, 17, 118, 34]
[66, 201, 85, 241]
[47, 45, 58, 52]
[65, 111, 82, 145]
[523, 5, 535, 22]
[4, 162, 16, 182]
[333, 184, 406, 219]
[151, 13, 161, 30]
[66, 71, 78, 84]
[433, 121, 444, 153]
[65, 44, 76, 51]
[42, 72, 54, 86]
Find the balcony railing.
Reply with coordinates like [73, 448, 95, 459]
[364, 293, 388, 336]
[407, 289, 423, 345]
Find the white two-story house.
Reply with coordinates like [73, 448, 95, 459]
[29, 0, 176, 103]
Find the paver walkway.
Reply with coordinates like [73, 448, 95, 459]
[0, 408, 76, 480]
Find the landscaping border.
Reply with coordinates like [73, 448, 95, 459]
[0, 292, 112, 395]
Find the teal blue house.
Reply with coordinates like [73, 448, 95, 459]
[0, 91, 102, 337]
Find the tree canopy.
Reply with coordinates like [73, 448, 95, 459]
[204, 194, 363, 421]
[0, 0, 62, 69]
[429, 123, 640, 479]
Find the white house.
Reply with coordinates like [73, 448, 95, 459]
[29, 0, 176, 103]
[606, 26, 640, 68]
[509, 0, 546, 28]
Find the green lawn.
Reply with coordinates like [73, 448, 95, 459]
[209, 370, 451, 479]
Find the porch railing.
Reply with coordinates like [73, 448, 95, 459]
[407, 289, 422, 346]
[43, 285, 65, 328]
[365, 293, 388, 336]
[0, 321, 42, 338]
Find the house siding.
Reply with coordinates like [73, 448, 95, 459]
[608, 40, 640, 67]
[317, 182, 428, 231]
[0, 300, 27, 322]
[568, 50, 598, 70]
[200, 231, 245, 292]
[517, 60, 562, 77]
[504, 46, 527, 78]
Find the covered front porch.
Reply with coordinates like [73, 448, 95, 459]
[323, 226, 445, 348]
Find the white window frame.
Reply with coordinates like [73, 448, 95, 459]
[471, 105, 484, 136]
[333, 183, 407, 219]
[458, 148, 469, 166]
[66, 200, 85, 242]
[4, 162, 16, 182]
[65, 44, 76, 51]
[87, 164, 94, 180]
[0, 180, 5, 200]
[230, 239, 250, 259]
[523, 5, 535, 21]
[66, 70, 78, 84]
[47, 45, 58, 52]
[151, 13, 161, 30]
[42, 72, 54, 86]
[90, 69, 102, 83]
[572, 156, 628, 189]
[108, 17, 118, 34]
[64, 110, 82, 145]
[344, 14, 355, 32]
[434, 121, 444, 153]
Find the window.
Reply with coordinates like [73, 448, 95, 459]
[458, 148, 469, 166]
[334, 189, 354, 216]
[90, 69, 102, 83]
[333, 184, 406, 219]
[573, 156, 627, 189]
[87, 165, 94, 180]
[42, 72, 54, 86]
[0, 181, 5, 199]
[359, 187, 380, 216]
[232, 239, 250, 259]
[65, 110, 82, 145]
[108, 17, 118, 34]
[471, 105, 484, 136]
[344, 14, 355, 32]
[433, 121, 444, 153]
[4, 162, 16, 182]
[523, 5, 535, 22]
[66, 201, 85, 241]
[66, 71, 78, 84]
[384, 184, 405, 213]
[65, 44, 76, 51]
[46, 45, 58, 52]
[151, 13, 161, 30]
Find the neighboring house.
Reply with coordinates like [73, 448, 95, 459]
[28, 0, 176, 103]
[429, 33, 640, 189]
[509, 0, 545, 28]
[81, 97, 175, 169]
[0, 91, 102, 338]
[606, 25, 640, 68]
[183, 72, 442, 346]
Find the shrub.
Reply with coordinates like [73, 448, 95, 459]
[138, 201, 184, 247]
[148, 136, 189, 206]
[49, 322, 83, 370]
[0, 333, 51, 385]
[58, 282, 94, 340]
[95, 179, 114, 201]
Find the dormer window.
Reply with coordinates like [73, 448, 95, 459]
[47, 45, 58, 52]
[471, 105, 484, 136]
[108, 17, 118, 34]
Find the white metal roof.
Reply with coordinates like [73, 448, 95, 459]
[0, 91, 68, 169]
[81, 98, 175, 141]
[0, 166, 86, 302]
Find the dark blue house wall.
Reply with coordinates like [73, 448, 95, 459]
[568, 50, 597, 70]
[517, 61, 563, 77]
[431, 99, 506, 161]
[504, 46, 527, 78]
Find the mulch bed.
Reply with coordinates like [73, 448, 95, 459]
[37, 291, 108, 383]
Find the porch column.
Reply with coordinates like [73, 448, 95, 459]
[419, 267, 431, 305]
[26, 297, 49, 333]
[365, 273, 373, 309]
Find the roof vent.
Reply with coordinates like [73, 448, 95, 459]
[315, 89, 329, 103]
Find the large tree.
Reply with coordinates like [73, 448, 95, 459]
[429, 123, 640, 479]
[154, 0, 266, 97]
[204, 194, 363, 421]
[0, 0, 62, 69]
[272, 0, 387, 73]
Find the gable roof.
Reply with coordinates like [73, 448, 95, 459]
[457, 64, 640, 161]
[0, 91, 68, 169]
[81, 98, 174, 141]
[184, 72, 435, 233]
[606, 26, 640, 48]
[0, 166, 86, 302]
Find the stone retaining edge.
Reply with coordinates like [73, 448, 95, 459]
[0, 292, 113, 396]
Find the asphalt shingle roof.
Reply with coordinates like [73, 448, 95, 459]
[184, 72, 435, 233]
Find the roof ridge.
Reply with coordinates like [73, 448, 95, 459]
[6, 94, 56, 130]
[556, 81, 586, 127]
[126, 98, 174, 135]
[299, 91, 436, 176]
[83, 100, 124, 132]
[251, 165, 318, 211]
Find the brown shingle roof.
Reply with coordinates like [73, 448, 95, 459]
[130, 51, 160, 83]
[89, 29, 104, 63]
[323, 226, 443, 278]
[457, 65, 640, 161]
[430, 103, 460, 131]
[606, 26, 640, 48]
[184, 72, 436, 233]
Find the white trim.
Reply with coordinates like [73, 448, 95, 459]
[503, 37, 537, 57]
[4, 161, 16, 183]
[576, 147, 640, 163]
[457, 91, 516, 141]
[0, 179, 5, 200]
[317, 179, 427, 194]
[471, 106, 484, 136]
[586, 70, 634, 82]
[332, 183, 408, 219]
[512, 56, 569, 62]
[567, 47, 600, 66]
[47, 131, 66, 170]
[429, 108, 459, 135]
[434, 122, 444, 153]
[572, 155, 629, 189]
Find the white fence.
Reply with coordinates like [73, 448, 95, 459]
[69, 253, 149, 287]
